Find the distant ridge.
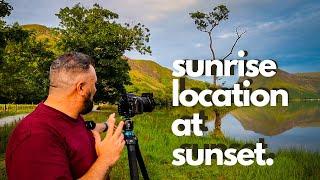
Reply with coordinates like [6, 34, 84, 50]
[125, 58, 209, 102]
[239, 69, 320, 99]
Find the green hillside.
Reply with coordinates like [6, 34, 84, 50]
[22, 24, 56, 40]
[21, 24, 60, 53]
[125, 58, 210, 103]
[239, 69, 320, 99]
[295, 72, 320, 94]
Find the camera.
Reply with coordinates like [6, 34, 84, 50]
[118, 93, 155, 118]
[117, 93, 154, 179]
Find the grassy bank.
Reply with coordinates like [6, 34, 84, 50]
[85, 106, 320, 179]
[0, 106, 319, 179]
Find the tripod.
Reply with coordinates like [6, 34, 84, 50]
[123, 116, 149, 180]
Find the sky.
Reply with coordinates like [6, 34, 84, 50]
[5, 0, 320, 84]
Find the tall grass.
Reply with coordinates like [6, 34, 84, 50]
[0, 122, 17, 180]
[0, 153, 5, 180]
[0, 122, 17, 154]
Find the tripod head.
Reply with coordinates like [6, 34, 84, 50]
[117, 93, 135, 137]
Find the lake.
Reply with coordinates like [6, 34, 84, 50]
[205, 101, 320, 152]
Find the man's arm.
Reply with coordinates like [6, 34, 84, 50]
[79, 113, 125, 180]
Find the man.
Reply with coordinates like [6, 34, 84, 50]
[6, 52, 125, 179]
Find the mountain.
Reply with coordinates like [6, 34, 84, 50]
[125, 58, 210, 103]
[295, 72, 320, 94]
[22, 24, 60, 53]
[239, 69, 320, 99]
[22, 24, 56, 40]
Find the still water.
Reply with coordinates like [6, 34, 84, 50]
[206, 101, 320, 152]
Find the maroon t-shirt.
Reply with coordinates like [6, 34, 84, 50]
[5, 102, 97, 179]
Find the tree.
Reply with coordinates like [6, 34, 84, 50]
[0, 24, 55, 103]
[56, 3, 151, 103]
[190, 5, 246, 87]
[0, 0, 31, 66]
[0, 0, 12, 17]
[0, 0, 55, 103]
[0, 0, 13, 59]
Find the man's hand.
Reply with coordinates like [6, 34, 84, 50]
[80, 113, 125, 180]
[91, 113, 125, 167]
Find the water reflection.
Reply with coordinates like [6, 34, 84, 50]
[206, 102, 320, 151]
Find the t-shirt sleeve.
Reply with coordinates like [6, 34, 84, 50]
[7, 131, 73, 180]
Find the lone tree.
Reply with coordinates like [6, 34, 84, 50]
[190, 5, 246, 87]
[56, 3, 151, 103]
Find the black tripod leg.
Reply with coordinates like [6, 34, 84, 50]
[135, 140, 150, 180]
[127, 143, 139, 180]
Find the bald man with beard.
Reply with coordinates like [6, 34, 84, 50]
[6, 52, 125, 180]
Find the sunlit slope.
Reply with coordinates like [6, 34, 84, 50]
[239, 69, 320, 99]
[21, 24, 60, 53]
[126, 59, 210, 102]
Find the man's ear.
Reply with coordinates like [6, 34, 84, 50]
[76, 81, 87, 96]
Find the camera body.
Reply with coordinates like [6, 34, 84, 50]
[118, 93, 155, 118]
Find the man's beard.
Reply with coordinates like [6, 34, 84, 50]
[80, 93, 94, 115]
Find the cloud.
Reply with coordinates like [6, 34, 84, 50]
[217, 32, 235, 39]
[252, 5, 320, 33]
[257, 21, 275, 29]
[104, 0, 197, 23]
[195, 43, 203, 48]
